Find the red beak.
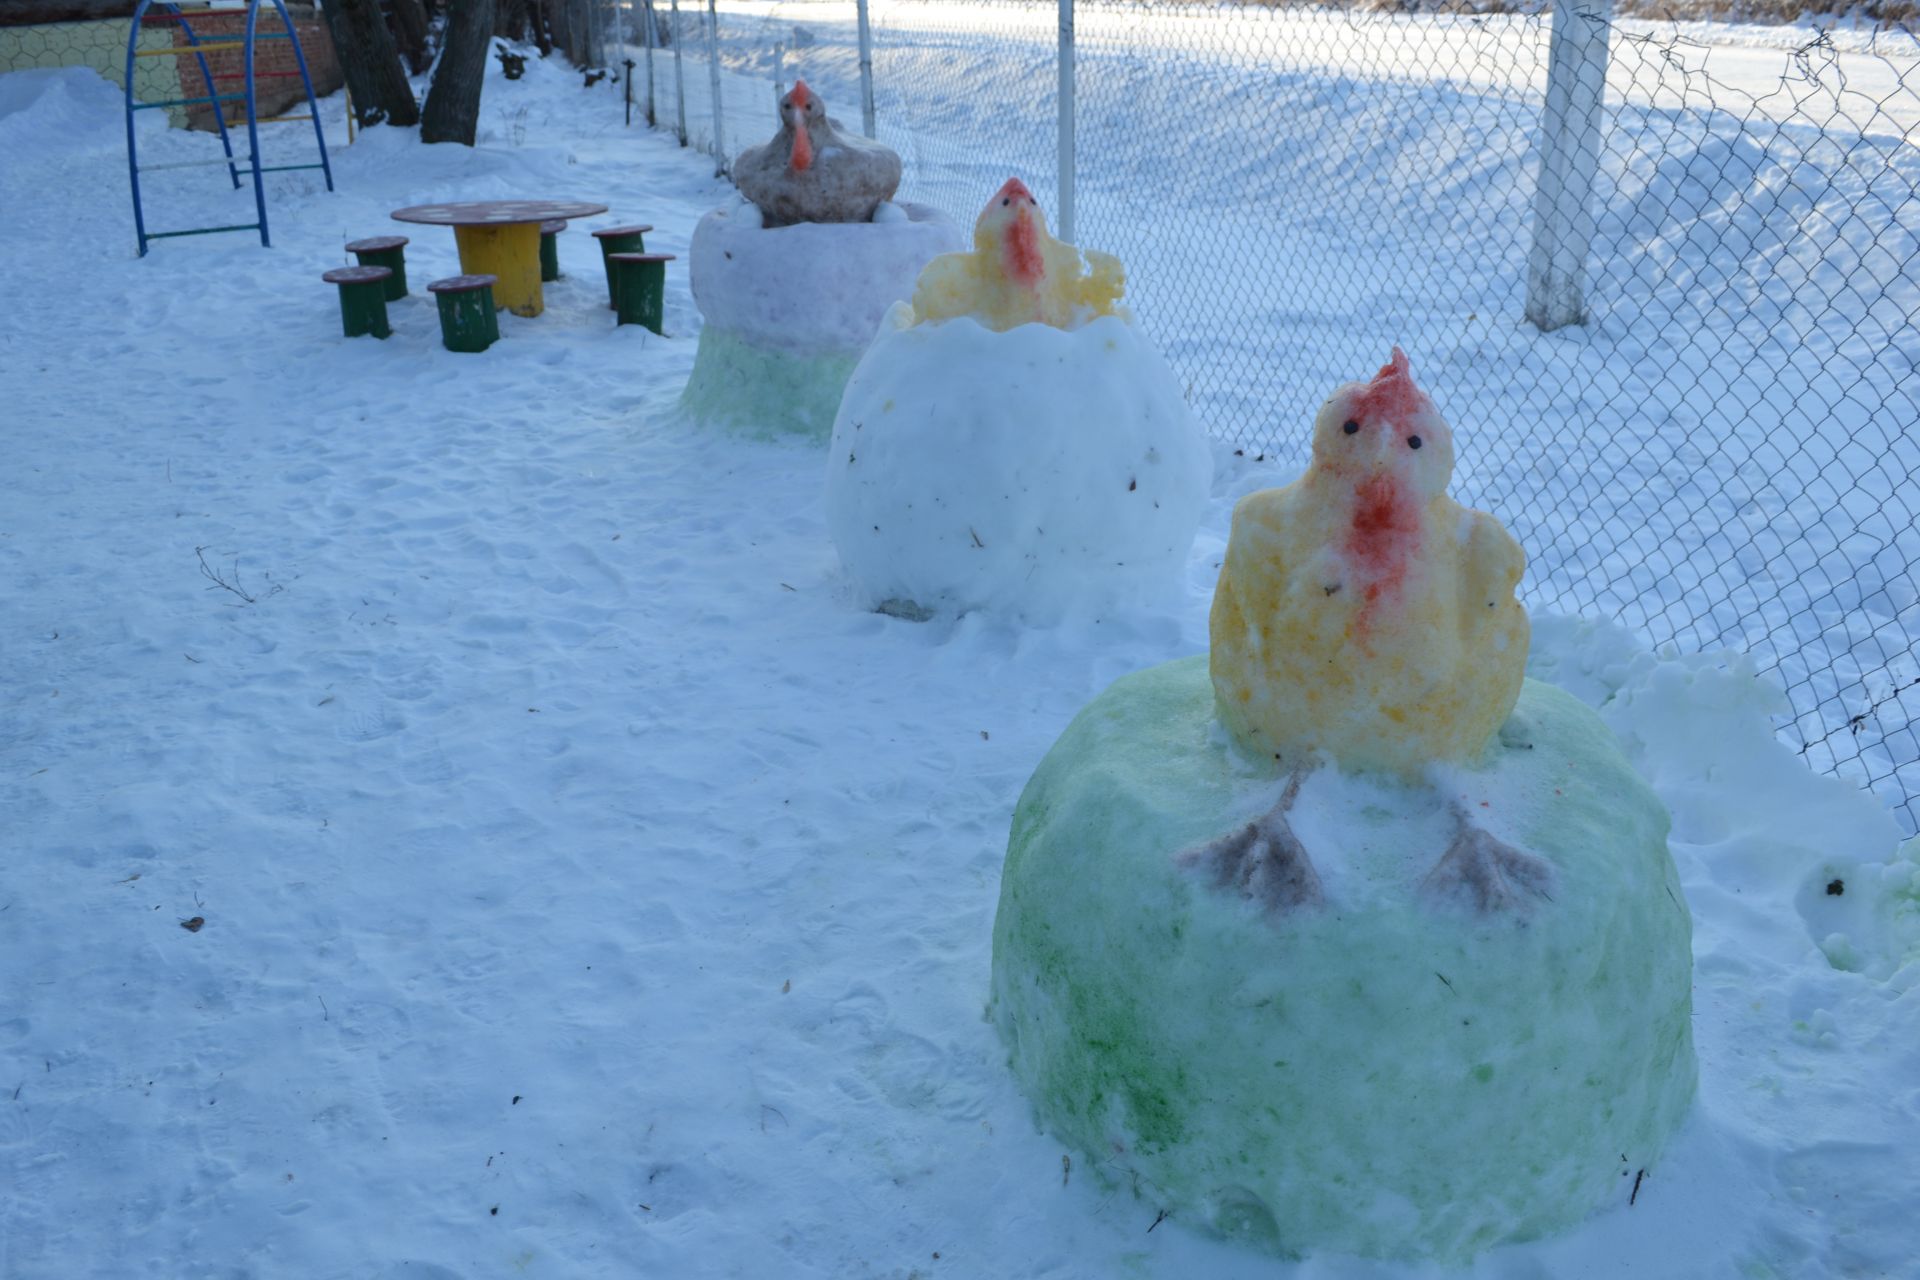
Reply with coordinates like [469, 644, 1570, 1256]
[788, 79, 814, 172]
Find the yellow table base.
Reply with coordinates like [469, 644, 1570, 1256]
[453, 223, 544, 316]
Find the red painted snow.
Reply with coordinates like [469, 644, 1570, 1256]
[1344, 472, 1421, 640]
[1351, 345, 1426, 426]
[1003, 209, 1044, 285]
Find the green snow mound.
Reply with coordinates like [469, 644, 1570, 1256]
[989, 656, 1697, 1264]
[679, 324, 860, 441]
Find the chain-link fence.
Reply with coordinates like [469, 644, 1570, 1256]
[614, 0, 1920, 834]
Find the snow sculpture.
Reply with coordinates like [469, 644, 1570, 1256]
[909, 177, 1125, 330]
[989, 353, 1698, 1263]
[824, 179, 1211, 622]
[1204, 347, 1536, 904]
[682, 80, 958, 438]
[732, 79, 901, 227]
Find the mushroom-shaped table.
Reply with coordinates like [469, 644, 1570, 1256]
[391, 200, 608, 317]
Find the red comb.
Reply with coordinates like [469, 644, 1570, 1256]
[994, 177, 1034, 204]
[1352, 346, 1425, 422]
[788, 79, 812, 108]
[1373, 346, 1411, 384]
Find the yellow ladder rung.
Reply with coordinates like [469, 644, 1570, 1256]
[135, 41, 248, 56]
[257, 114, 312, 123]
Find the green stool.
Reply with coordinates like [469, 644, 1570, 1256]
[609, 252, 675, 335]
[428, 274, 500, 353]
[591, 223, 654, 308]
[539, 218, 566, 283]
[322, 265, 393, 339]
[345, 235, 409, 300]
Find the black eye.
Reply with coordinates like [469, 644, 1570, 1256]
[1342, 420, 1359, 435]
[1002, 197, 1011, 206]
[1408, 436, 1423, 450]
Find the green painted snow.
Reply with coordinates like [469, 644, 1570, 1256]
[989, 656, 1696, 1264]
[679, 324, 860, 441]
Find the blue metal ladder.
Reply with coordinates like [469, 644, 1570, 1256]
[124, 0, 335, 255]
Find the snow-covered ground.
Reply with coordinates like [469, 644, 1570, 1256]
[3, 40, 1918, 1280]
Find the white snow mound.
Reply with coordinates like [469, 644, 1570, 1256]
[824, 308, 1213, 622]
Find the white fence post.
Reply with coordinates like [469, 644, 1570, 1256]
[670, 0, 688, 146]
[856, 0, 877, 139]
[1057, 0, 1074, 243]
[641, 0, 658, 126]
[1525, 0, 1610, 331]
[705, 0, 727, 175]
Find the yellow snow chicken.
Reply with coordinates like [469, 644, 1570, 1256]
[908, 177, 1125, 331]
[1210, 346, 1529, 778]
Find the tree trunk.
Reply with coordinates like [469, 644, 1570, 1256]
[390, 0, 434, 75]
[548, 0, 598, 68]
[544, 0, 573, 65]
[495, 0, 526, 41]
[333, 0, 420, 127]
[527, 0, 552, 56]
[572, 0, 596, 66]
[421, 0, 497, 145]
[319, 0, 384, 128]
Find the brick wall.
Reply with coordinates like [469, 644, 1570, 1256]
[151, 5, 341, 131]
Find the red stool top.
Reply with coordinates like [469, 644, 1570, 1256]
[591, 224, 655, 239]
[607, 252, 676, 263]
[323, 265, 394, 285]
[540, 219, 568, 235]
[346, 235, 409, 253]
[427, 274, 499, 294]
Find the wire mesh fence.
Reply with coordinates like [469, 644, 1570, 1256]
[613, 0, 1918, 834]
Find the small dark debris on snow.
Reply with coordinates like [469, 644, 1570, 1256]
[490, 1205, 499, 1216]
[512, 1095, 522, 1105]
[1630, 1169, 1645, 1205]
[180, 916, 204, 932]
[1826, 878, 1845, 896]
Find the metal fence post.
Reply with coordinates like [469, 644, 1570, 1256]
[705, 0, 727, 174]
[856, 0, 876, 140]
[641, 0, 657, 127]
[1057, 0, 1075, 243]
[670, 0, 687, 146]
[1525, 0, 1609, 331]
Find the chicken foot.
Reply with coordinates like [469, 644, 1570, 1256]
[1420, 809, 1553, 914]
[1179, 769, 1325, 913]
